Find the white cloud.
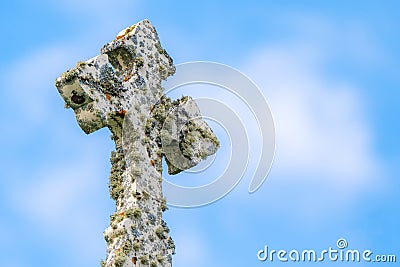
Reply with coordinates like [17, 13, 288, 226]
[239, 19, 381, 209]
[158, 25, 383, 214]
[14, 162, 92, 226]
[162, 26, 383, 212]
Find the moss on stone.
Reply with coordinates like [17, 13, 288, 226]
[167, 237, 176, 254]
[155, 227, 166, 239]
[134, 56, 144, 67]
[142, 190, 150, 200]
[131, 167, 142, 177]
[105, 227, 127, 244]
[60, 68, 78, 84]
[108, 151, 125, 200]
[122, 240, 131, 255]
[126, 207, 142, 219]
[160, 197, 168, 212]
[114, 250, 127, 267]
[132, 240, 141, 251]
[76, 61, 86, 69]
[140, 255, 149, 265]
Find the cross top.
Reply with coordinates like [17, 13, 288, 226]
[56, 20, 219, 267]
[55, 19, 174, 136]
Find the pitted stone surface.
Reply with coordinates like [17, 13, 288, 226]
[56, 20, 219, 267]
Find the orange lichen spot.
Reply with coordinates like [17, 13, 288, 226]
[119, 212, 125, 217]
[132, 257, 137, 264]
[123, 74, 132, 82]
[150, 159, 155, 166]
[116, 25, 137, 40]
[125, 25, 136, 35]
[106, 93, 111, 100]
[117, 109, 126, 117]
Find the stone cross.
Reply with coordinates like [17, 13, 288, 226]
[55, 20, 219, 267]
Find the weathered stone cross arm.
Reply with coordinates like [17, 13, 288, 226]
[55, 19, 219, 267]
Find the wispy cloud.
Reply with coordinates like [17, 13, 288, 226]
[249, 47, 377, 182]
[233, 18, 386, 225]
[5, 45, 73, 124]
[7, 152, 112, 265]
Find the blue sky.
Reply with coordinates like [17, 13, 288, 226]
[1, 1, 399, 266]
